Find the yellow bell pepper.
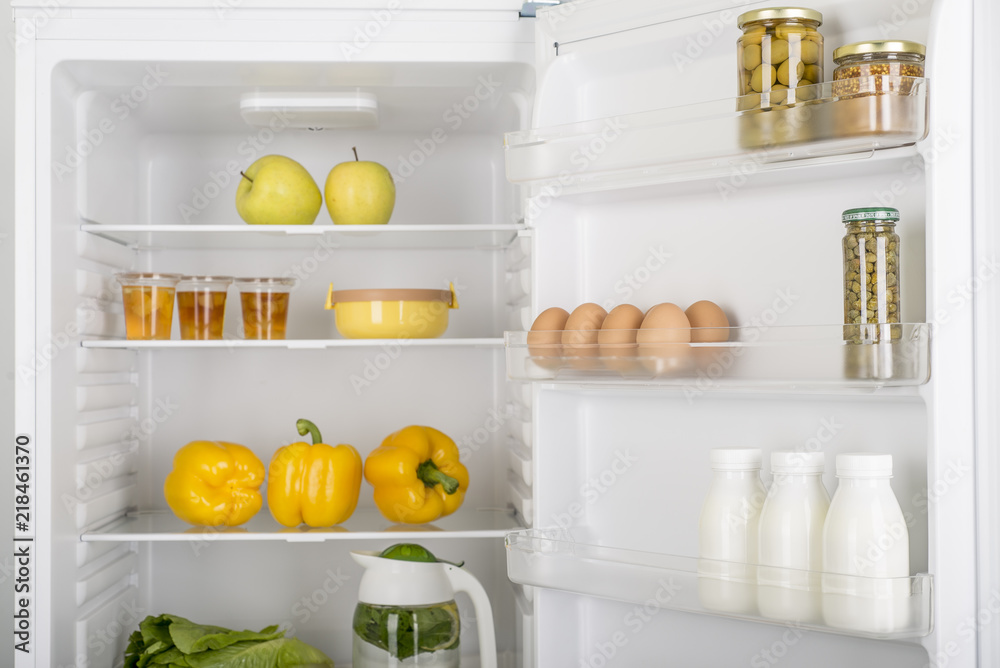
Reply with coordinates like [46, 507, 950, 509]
[163, 441, 265, 527]
[267, 419, 362, 527]
[365, 425, 469, 524]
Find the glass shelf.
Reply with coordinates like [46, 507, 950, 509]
[505, 324, 930, 389]
[506, 529, 933, 641]
[505, 76, 928, 195]
[82, 337, 504, 350]
[80, 223, 526, 250]
[82, 509, 519, 542]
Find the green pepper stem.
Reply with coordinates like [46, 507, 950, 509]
[296, 419, 322, 445]
[416, 459, 459, 495]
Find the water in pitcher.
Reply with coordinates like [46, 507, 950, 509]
[352, 601, 461, 668]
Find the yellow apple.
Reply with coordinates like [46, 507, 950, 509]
[324, 148, 396, 225]
[236, 155, 322, 225]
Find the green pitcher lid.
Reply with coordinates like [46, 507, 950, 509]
[379, 544, 464, 567]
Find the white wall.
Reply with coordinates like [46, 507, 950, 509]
[2, 6, 16, 661]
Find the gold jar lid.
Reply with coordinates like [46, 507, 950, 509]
[833, 40, 926, 61]
[737, 7, 823, 29]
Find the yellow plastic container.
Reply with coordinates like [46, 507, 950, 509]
[325, 284, 458, 339]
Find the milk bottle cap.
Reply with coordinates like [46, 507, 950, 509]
[710, 448, 762, 470]
[771, 451, 825, 473]
[836, 453, 893, 478]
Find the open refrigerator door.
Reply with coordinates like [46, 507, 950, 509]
[503, 0, 988, 666]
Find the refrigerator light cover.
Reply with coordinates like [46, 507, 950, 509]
[239, 91, 379, 129]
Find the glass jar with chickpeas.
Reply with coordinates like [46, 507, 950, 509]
[832, 40, 925, 98]
[737, 7, 823, 110]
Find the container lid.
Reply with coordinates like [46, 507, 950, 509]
[353, 552, 456, 606]
[771, 451, 825, 473]
[115, 272, 183, 280]
[115, 272, 183, 286]
[710, 448, 762, 470]
[234, 277, 296, 284]
[328, 288, 454, 304]
[833, 40, 926, 61]
[842, 207, 900, 223]
[352, 544, 465, 607]
[233, 277, 296, 289]
[178, 275, 234, 283]
[836, 453, 893, 478]
[737, 7, 823, 28]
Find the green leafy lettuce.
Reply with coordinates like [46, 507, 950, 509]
[124, 614, 333, 668]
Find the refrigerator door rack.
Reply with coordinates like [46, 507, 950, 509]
[505, 323, 930, 388]
[505, 76, 928, 196]
[506, 529, 933, 641]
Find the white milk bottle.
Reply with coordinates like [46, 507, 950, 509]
[757, 451, 830, 623]
[822, 453, 910, 634]
[698, 448, 767, 614]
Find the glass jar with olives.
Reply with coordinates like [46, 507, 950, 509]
[842, 207, 901, 344]
[737, 7, 824, 110]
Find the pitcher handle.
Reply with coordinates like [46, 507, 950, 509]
[445, 565, 496, 668]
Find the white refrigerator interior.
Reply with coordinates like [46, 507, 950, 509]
[11, 0, 1000, 666]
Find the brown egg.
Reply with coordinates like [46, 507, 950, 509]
[686, 300, 730, 343]
[598, 304, 645, 346]
[636, 303, 693, 376]
[599, 304, 645, 374]
[527, 307, 570, 366]
[563, 303, 608, 347]
[686, 301, 734, 374]
[563, 303, 608, 367]
[529, 308, 569, 345]
[636, 303, 691, 344]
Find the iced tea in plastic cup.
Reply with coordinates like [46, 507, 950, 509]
[116, 272, 182, 340]
[234, 277, 295, 340]
[176, 276, 233, 340]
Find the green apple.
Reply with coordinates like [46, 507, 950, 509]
[324, 148, 396, 225]
[236, 155, 322, 225]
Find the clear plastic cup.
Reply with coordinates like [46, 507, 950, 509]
[234, 277, 296, 340]
[176, 276, 233, 340]
[115, 272, 183, 340]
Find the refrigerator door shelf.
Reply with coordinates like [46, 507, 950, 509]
[80, 224, 526, 251]
[506, 529, 933, 641]
[82, 509, 520, 542]
[505, 324, 931, 389]
[505, 77, 929, 196]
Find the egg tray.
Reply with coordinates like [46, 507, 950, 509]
[504, 324, 931, 387]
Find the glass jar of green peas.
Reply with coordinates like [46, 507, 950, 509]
[842, 207, 901, 343]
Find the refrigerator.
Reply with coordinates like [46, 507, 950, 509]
[11, 0, 1000, 666]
